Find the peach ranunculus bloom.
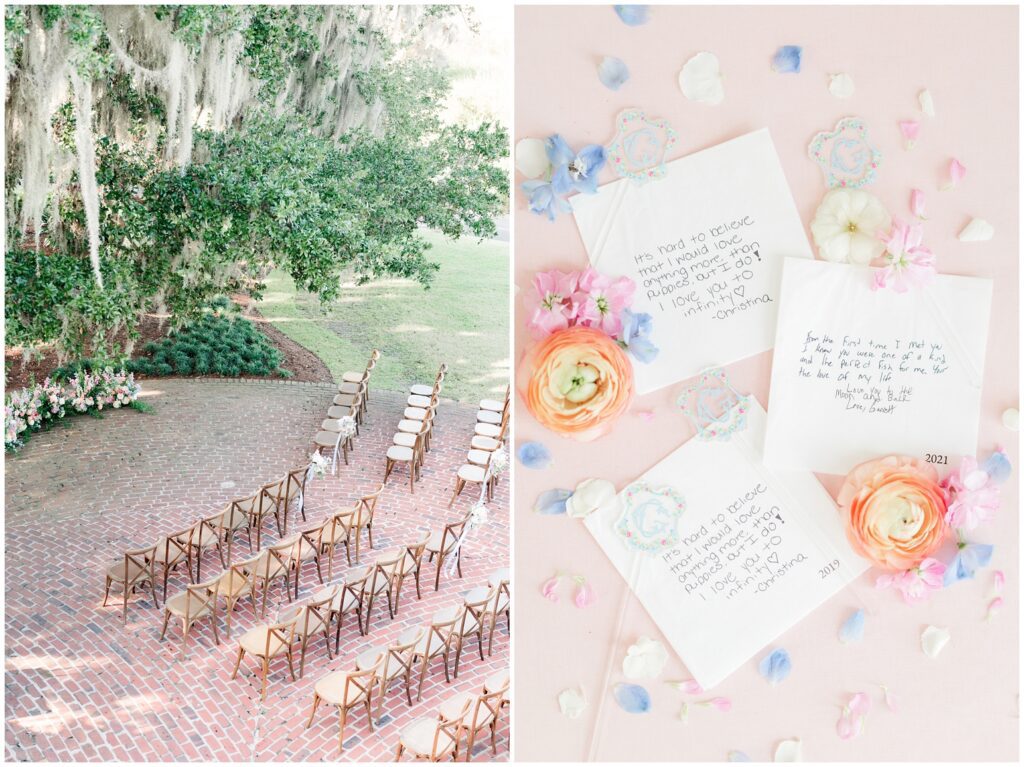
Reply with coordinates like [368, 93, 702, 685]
[837, 455, 949, 571]
[522, 326, 634, 441]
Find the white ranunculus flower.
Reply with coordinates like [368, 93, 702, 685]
[622, 636, 669, 679]
[565, 478, 620, 519]
[810, 188, 891, 265]
[515, 137, 550, 179]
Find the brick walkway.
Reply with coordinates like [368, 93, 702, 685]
[4, 378, 509, 762]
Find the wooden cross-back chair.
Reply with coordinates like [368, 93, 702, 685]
[426, 511, 471, 591]
[102, 543, 160, 624]
[363, 626, 426, 718]
[394, 694, 471, 762]
[341, 349, 380, 408]
[363, 549, 402, 633]
[350, 484, 382, 563]
[460, 680, 509, 759]
[231, 610, 299, 701]
[305, 650, 384, 754]
[415, 607, 461, 701]
[283, 462, 311, 525]
[452, 586, 496, 678]
[316, 507, 355, 581]
[487, 568, 511, 655]
[393, 531, 430, 612]
[159, 574, 220, 658]
[332, 565, 372, 651]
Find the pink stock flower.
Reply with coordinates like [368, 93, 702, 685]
[837, 692, 872, 740]
[573, 267, 636, 337]
[910, 188, 927, 219]
[540, 574, 561, 602]
[876, 557, 946, 604]
[573, 578, 595, 608]
[872, 219, 936, 293]
[526, 270, 580, 339]
[899, 120, 920, 149]
[941, 456, 1001, 531]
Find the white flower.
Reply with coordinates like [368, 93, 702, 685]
[565, 478, 621, 519]
[557, 686, 588, 719]
[515, 138, 550, 179]
[921, 625, 950, 658]
[338, 415, 357, 439]
[622, 636, 669, 679]
[469, 502, 490, 527]
[679, 51, 725, 105]
[810, 189, 891, 264]
[489, 447, 509, 476]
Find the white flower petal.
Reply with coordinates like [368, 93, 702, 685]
[558, 686, 588, 719]
[774, 739, 803, 762]
[515, 137, 550, 179]
[958, 218, 994, 242]
[919, 88, 935, 117]
[1002, 408, 1019, 431]
[679, 52, 725, 105]
[810, 189, 890, 264]
[622, 636, 670, 679]
[565, 478, 620, 518]
[828, 73, 855, 99]
[921, 625, 951, 658]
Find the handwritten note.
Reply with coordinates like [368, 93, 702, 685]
[583, 401, 866, 689]
[765, 258, 993, 475]
[571, 129, 813, 394]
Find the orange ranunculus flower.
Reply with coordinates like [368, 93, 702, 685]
[522, 326, 634, 441]
[837, 455, 949, 571]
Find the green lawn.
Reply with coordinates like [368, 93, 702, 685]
[258, 230, 509, 403]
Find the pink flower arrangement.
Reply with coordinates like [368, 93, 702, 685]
[525, 267, 636, 340]
[940, 455, 1001, 531]
[872, 219, 936, 292]
[875, 557, 946, 604]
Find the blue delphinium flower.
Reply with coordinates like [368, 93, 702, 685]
[516, 441, 552, 469]
[547, 135, 607, 196]
[619, 308, 658, 363]
[771, 45, 803, 74]
[758, 648, 792, 685]
[598, 56, 630, 91]
[943, 541, 994, 586]
[521, 179, 571, 221]
[614, 5, 650, 26]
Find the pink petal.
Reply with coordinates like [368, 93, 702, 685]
[636, 409, 655, 422]
[880, 685, 898, 711]
[541, 575, 561, 601]
[705, 697, 732, 712]
[899, 120, 920, 148]
[992, 570, 1006, 593]
[848, 692, 872, 716]
[944, 158, 967, 189]
[910, 188, 927, 219]
[986, 597, 1004, 621]
[573, 580, 595, 608]
[836, 712, 858, 740]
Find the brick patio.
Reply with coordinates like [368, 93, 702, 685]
[4, 378, 509, 762]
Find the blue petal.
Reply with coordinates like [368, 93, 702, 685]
[620, 308, 640, 340]
[758, 648, 792, 685]
[627, 336, 659, 364]
[728, 752, 752, 762]
[944, 543, 995, 586]
[613, 683, 651, 713]
[535, 488, 572, 515]
[577, 144, 608, 177]
[517, 441, 552, 469]
[632, 311, 653, 336]
[598, 56, 630, 91]
[839, 609, 865, 643]
[771, 45, 803, 74]
[613, 5, 649, 25]
[545, 134, 575, 167]
[550, 163, 574, 197]
[983, 450, 1012, 484]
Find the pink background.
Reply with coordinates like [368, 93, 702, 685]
[513, 5, 1018, 762]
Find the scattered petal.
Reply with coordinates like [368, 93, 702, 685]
[566, 478, 620, 518]
[944, 543, 994, 586]
[540, 574, 561, 602]
[986, 596, 1004, 621]
[879, 684, 898, 711]
[848, 692, 872, 716]
[899, 120, 920, 150]
[992, 570, 1006, 595]
[534, 488, 572, 515]
[910, 188, 927, 220]
[558, 686, 587, 719]
[958, 218, 994, 242]
[828, 72, 855, 99]
[613, 5, 649, 26]
[679, 51, 725, 105]
[771, 45, 803, 74]
[982, 448, 1012, 484]
[573, 578, 595, 608]
[774, 739, 803, 762]
[729, 751, 752, 762]
[613, 683, 651, 713]
[598, 56, 630, 90]
[636, 409, 655, 421]
[517, 441, 551, 469]
[704, 696, 732, 712]
[839, 609, 865, 644]
[1002, 408, 1019, 431]
[836, 697, 868, 741]
[919, 88, 935, 117]
[623, 636, 669, 679]
[921, 625, 951, 658]
[941, 158, 966, 190]
[668, 679, 704, 695]
[758, 648, 792, 685]
[515, 138, 550, 179]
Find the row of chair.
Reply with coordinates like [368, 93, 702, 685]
[448, 387, 510, 507]
[384, 364, 448, 492]
[314, 349, 381, 473]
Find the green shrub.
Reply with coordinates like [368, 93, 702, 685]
[125, 313, 283, 378]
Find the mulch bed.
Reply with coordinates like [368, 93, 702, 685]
[4, 300, 334, 391]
